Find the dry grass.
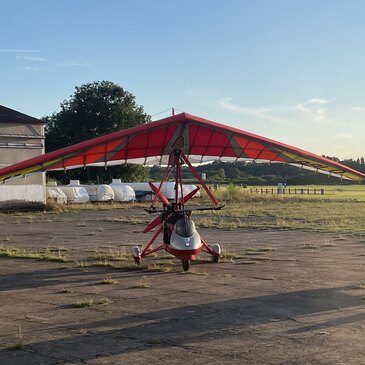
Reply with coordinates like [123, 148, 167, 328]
[9, 325, 23, 351]
[91, 248, 132, 261]
[71, 297, 112, 308]
[196, 185, 365, 235]
[100, 277, 118, 285]
[353, 284, 365, 290]
[0, 246, 68, 262]
[128, 276, 150, 289]
[146, 263, 172, 272]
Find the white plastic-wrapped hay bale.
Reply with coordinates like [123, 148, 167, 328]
[182, 184, 200, 198]
[109, 179, 135, 202]
[84, 185, 115, 202]
[156, 182, 200, 200]
[58, 186, 90, 204]
[46, 187, 68, 204]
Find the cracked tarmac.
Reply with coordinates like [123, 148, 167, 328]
[0, 208, 364, 364]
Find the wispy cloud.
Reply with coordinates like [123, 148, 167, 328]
[217, 97, 338, 127]
[56, 60, 91, 68]
[0, 49, 38, 53]
[351, 106, 365, 112]
[217, 97, 292, 124]
[16, 55, 47, 62]
[296, 98, 329, 121]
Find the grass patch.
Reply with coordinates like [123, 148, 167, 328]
[251, 276, 274, 280]
[71, 297, 112, 308]
[334, 235, 347, 241]
[118, 263, 145, 271]
[249, 256, 272, 261]
[146, 263, 172, 272]
[246, 251, 266, 256]
[91, 248, 132, 261]
[100, 277, 118, 285]
[220, 251, 239, 260]
[301, 243, 319, 249]
[302, 243, 319, 249]
[197, 187, 365, 234]
[9, 325, 23, 350]
[0, 246, 68, 262]
[129, 283, 151, 289]
[128, 276, 150, 288]
[60, 288, 72, 293]
[91, 260, 116, 268]
[240, 261, 258, 265]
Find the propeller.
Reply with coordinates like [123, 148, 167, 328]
[149, 182, 170, 205]
[143, 215, 162, 233]
[181, 186, 200, 204]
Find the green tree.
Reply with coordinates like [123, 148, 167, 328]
[45, 80, 150, 151]
[226, 167, 240, 179]
[216, 168, 226, 179]
[44, 80, 150, 183]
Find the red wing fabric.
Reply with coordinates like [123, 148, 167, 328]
[0, 112, 364, 181]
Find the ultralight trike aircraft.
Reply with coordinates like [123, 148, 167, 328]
[0, 111, 364, 270]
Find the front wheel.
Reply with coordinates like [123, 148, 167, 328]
[132, 246, 141, 265]
[182, 260, 190, 271]
[211, 243, 221, 264]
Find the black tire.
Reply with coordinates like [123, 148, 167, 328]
[212, 255, 219, 263]
[182, 260, 190, 271]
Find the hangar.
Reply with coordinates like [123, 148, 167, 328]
[0, 104, 46, 209]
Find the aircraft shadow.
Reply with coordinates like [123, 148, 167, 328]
[0, 285, 363, 363]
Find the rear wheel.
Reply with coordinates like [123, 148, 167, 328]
[182, 260, 190, 271]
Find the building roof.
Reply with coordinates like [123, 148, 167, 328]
[0, 105, 45, 124]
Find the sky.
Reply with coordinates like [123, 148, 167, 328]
[1, 0, 364, 159]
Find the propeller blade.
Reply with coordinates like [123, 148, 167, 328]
[143, 215, 162, 233]
[149, 182, 170, 205]
[181, 187, 200, 204]
[185, 204, 225, 212]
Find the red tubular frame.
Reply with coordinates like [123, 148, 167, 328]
[141, 225, 163, 257]
[180, 152, 219, 206]
[141, 149, 220, 261]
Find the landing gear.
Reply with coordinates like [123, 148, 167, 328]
[182, 260, 190, 271]
[211, 243, 221, 264]
[132, 246, 141, 265]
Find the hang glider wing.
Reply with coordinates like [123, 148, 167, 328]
[0, 112, 364, 182]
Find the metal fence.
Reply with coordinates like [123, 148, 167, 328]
[249, 187, 325, 195]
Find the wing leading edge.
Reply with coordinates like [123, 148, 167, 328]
[0, 112, 364, 182]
